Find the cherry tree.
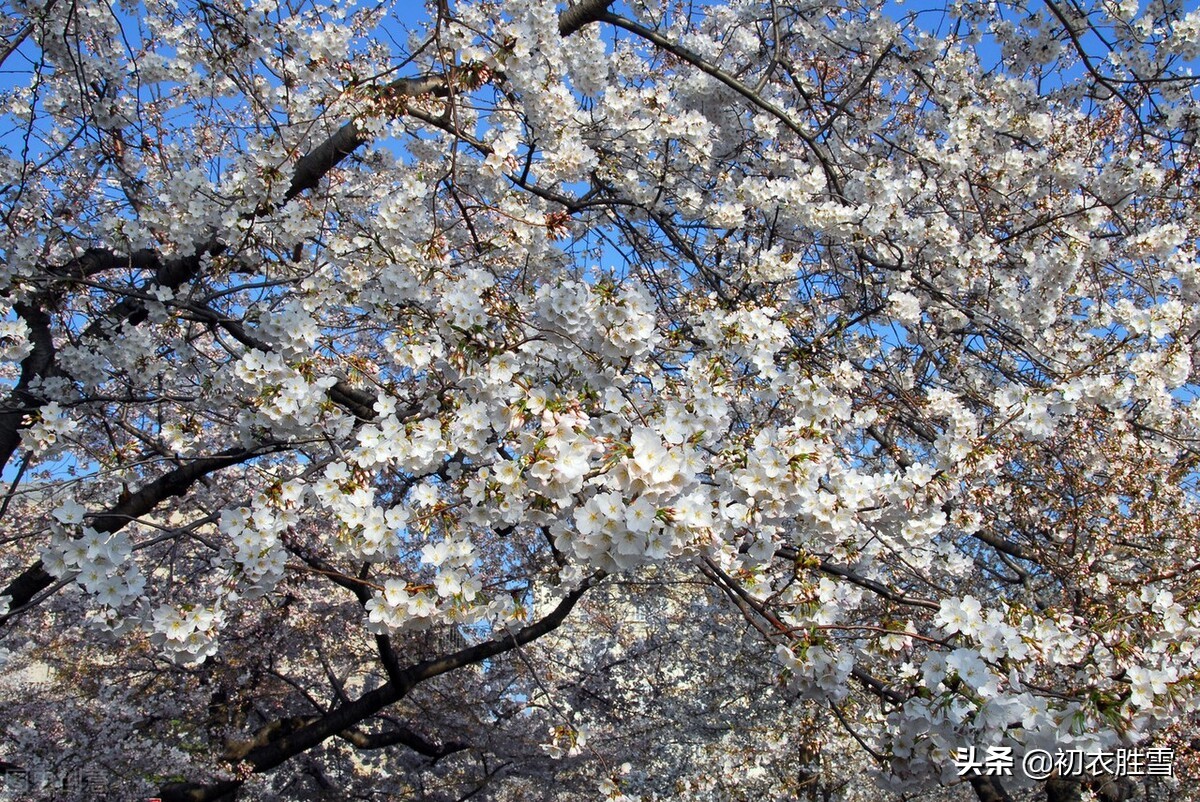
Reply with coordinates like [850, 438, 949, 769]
[1, 0, 1199, 799]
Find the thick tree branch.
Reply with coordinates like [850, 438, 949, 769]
[0, 445, 279, 627]
[0, 302, 58, 471]
[288, 0, 605, 201]
[338, 724, 467, 760]
[405, 572, 604, 685]
[77, 245, 219, 341]
[180, 301, 381, 421]
[284, 75, 450, 202]
[0, 0, 609, 478]
[815, 560, 940, 611]
[558, 0, 616, 37]
[47, 246, 162, 280]
[972, 529, 1034, 562]
[159, 574, 602, 802]
[0, 245, 219, 475]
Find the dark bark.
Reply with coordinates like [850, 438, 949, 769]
[1047, 777, 1137, 802]
[558, 0, 616, 36]
[0, 302, 59, 471]
[157, 575, 602, 802]
[0, 446, 277, 625]
[48, 246, 162, 278]
[0, 561, 54, 621]
[338, 725, 467, 760]
[284, 76, 448, 202]
[1046, 778, 1082, 802]
[969, 775, 1014, 802]
[77, 246, 216, 341]
[0, 0, 613, 476]
[92, 446, 274, 533]
[0, 246, 215, 475]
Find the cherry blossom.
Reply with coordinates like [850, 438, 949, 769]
[0, 0, 1198, 799]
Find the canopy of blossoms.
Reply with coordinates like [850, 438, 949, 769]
[0, 0, 1198, 799]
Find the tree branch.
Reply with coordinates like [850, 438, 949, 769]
[338, 724, 467, 760]
[968, 775, 1014, 802]
[159, 574, 602, 802]
[0, 445, 280, 627]
[0, 302, 59, 471]
[558, 0, 616, 37]
[284, 75, 450, 202]
[596, 10, 843, 195]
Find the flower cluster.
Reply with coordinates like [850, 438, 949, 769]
[150, 603, 223, 666]
[21, 402, 77, 456]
